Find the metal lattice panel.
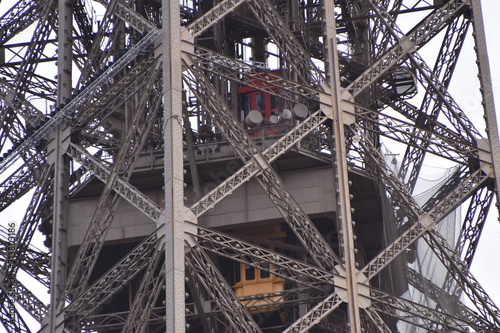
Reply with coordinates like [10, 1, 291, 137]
[0, 0, 499, 332]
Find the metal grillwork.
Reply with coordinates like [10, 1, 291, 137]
[0, 0, 500, 332]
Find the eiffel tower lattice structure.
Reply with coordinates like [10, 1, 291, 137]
[0, 0, 500, 332]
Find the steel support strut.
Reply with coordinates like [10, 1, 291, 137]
[162, 0, 185, 331]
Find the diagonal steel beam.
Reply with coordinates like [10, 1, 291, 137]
[186, 243, 262, 333]
[12, 0, 57, 95]
[406, 266, 493, 330]
[0, 300, 31, 333]
[0, 229, 49, 288]
[0, 28, 160, 174]
[368, 287, 492, 332]
[187, 108, 327, 218]
[65, 69, 162, 297]
[0, 156, 43, 212]
[353, 105, 482, 165]
[189, 45, 321, 103]
[0, 77, 45, 126]
[457, 187, 493, 268]
[187, 0, 248, 38]
[361, 307, 394, 333]
[189, 223, 337, 288]
[425, 229, 500, 329]
[0, 165, 52, 308]
[114, 1, 156, 34]
[0, 0, 46, 45]
[65, 231, 160, 316]
[246, 0, 325, 88]
[121, 247, 165, 333]
[360, 168, 491, 280]
[183, 64, 342, 272]
[282, 292, 345, 333]
[398, 16, 470, 190]
[346, 0, 468, 96]
[360, 0, 482, 144]
[7, 278, 47, 323]
[66, 142, 162, 221]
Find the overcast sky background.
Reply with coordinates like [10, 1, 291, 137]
[1, 1, 500, 331]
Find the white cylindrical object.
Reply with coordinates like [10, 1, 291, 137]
[292, 103, 308, 120]
[244, 110, 263, 127]
[269, 114, 279, 125]
[281, 109, 292, 119]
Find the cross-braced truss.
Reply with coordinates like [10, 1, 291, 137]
[0, 0, 499, 332]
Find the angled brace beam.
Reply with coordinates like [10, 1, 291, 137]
[0, 0, 46, 45]
[0, 77, 45, 126]
[188, 223, 337, 288]
[368, 287, 490, 332]
[0, 299, 31, 333]
[190, 45, 320, 103]
[65, 70, 162, 297]
[183, 286, 328, 323]
[66, 142, 162, 221]
[0, 226, 50, 287]
[361, 307, 394, 333]
[121, 247, 165, 333]
[8, 278, 47, 323]
[0, 28, 160, 174]
[0, 156, 42, 212]
[425, 230, 500, 329]
[72, 0, 94, 51]
[65, 232, 160, 316]
[78, 0, 122, 82]
[12, 0, 57, 95]
[406, 267, 493, 331]
[183, 65, 342, 272]
[360, 168, 491, 280]
[186, 244, 262, 333]
[188, 108, 327, 217]
[369, 0, 398, 59]
[360, 0, 482, 144]
[439, 187, 494, 301]
[114, 1, 156, 34]
[0, 67, 57, 101]
[187, 0, 248, 38]
[345, 0, 480, 148]
[185, 265, 216, 332]
[1, 164, 52, 304]
[246, 0, 325, 88]
[399, 17, 470, 190]
[346, 0, 469, 97]
[456, 187, 493, 268]
[74, 55, 158, 135]
[353, 106, 481, 165]
[350, 124, 422, 223]
[409, 50, 481, 143]
[387, 100, 480, 161]
[282, 293, 345, 333]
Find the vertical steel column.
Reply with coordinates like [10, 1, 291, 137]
[162, 0, 185, 332]
[48, 0, 72, 331]
[470, 0, 500, 208]
[324, 0, 362, 331]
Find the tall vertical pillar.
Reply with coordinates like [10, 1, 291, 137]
[47, 0, 72, 331]
[161, 0, 185, 332]
[324, 0, 362, 331]
[470, 0, 500, 207]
